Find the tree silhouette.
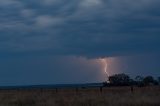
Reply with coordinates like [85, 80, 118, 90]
[158, 77, 160, 85]
[135, 76, 144, 82]
[143, 76, 154, 85]
[135, 76, 144, 87]
[109, 73, 130, 86]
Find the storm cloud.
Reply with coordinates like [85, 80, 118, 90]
[0, 0, 160, 58]
[0, 0, 160, 85]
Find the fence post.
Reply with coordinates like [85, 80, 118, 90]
[131, 86, 134, 93]
[100, 87, 103, 93]
[56, 88, 58, 93]
[76, 88, 79, 93]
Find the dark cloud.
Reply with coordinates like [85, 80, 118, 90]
[0, 56, 105, 85]
[0, 0, 160, 58]
[0, 0, 160, 85]
[115, 53, 160, 77]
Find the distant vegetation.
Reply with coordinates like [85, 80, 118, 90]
[103, 73, 160, 87]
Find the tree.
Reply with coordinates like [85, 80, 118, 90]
[135, 76, 144, 87]
[158, 77, 160, 84]
[143, 76, 154, 85]
[109, 73, 130, 86]
[135, 76, 144, 82]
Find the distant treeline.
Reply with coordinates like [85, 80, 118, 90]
[103, 73, 160, 87]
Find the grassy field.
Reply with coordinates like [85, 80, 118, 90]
[0, 86, 160, 106]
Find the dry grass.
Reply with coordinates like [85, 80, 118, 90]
[0, 86, 160, 106]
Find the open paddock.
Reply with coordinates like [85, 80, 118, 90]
[0, 86, 160, 106]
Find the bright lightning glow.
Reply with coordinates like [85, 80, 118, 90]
[99, 58, 109, 81]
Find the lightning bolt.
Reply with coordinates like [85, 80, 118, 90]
[100, 58, 109, 81]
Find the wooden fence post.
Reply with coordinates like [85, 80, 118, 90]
[100, 87, 103, 93]
[56, 88, 58, 93]
[76, 88, 79, 93]
[131, 86, 134, 93]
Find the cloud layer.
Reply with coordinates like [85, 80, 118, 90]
[0, 0, 160, 57]
[0, 56, 108, 85]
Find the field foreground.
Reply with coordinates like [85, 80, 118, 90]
[0, 86, 160, 106]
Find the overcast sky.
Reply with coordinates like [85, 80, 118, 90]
[0, 0, 160, 85]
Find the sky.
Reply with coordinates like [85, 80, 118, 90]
[0, 0, 160, 85]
